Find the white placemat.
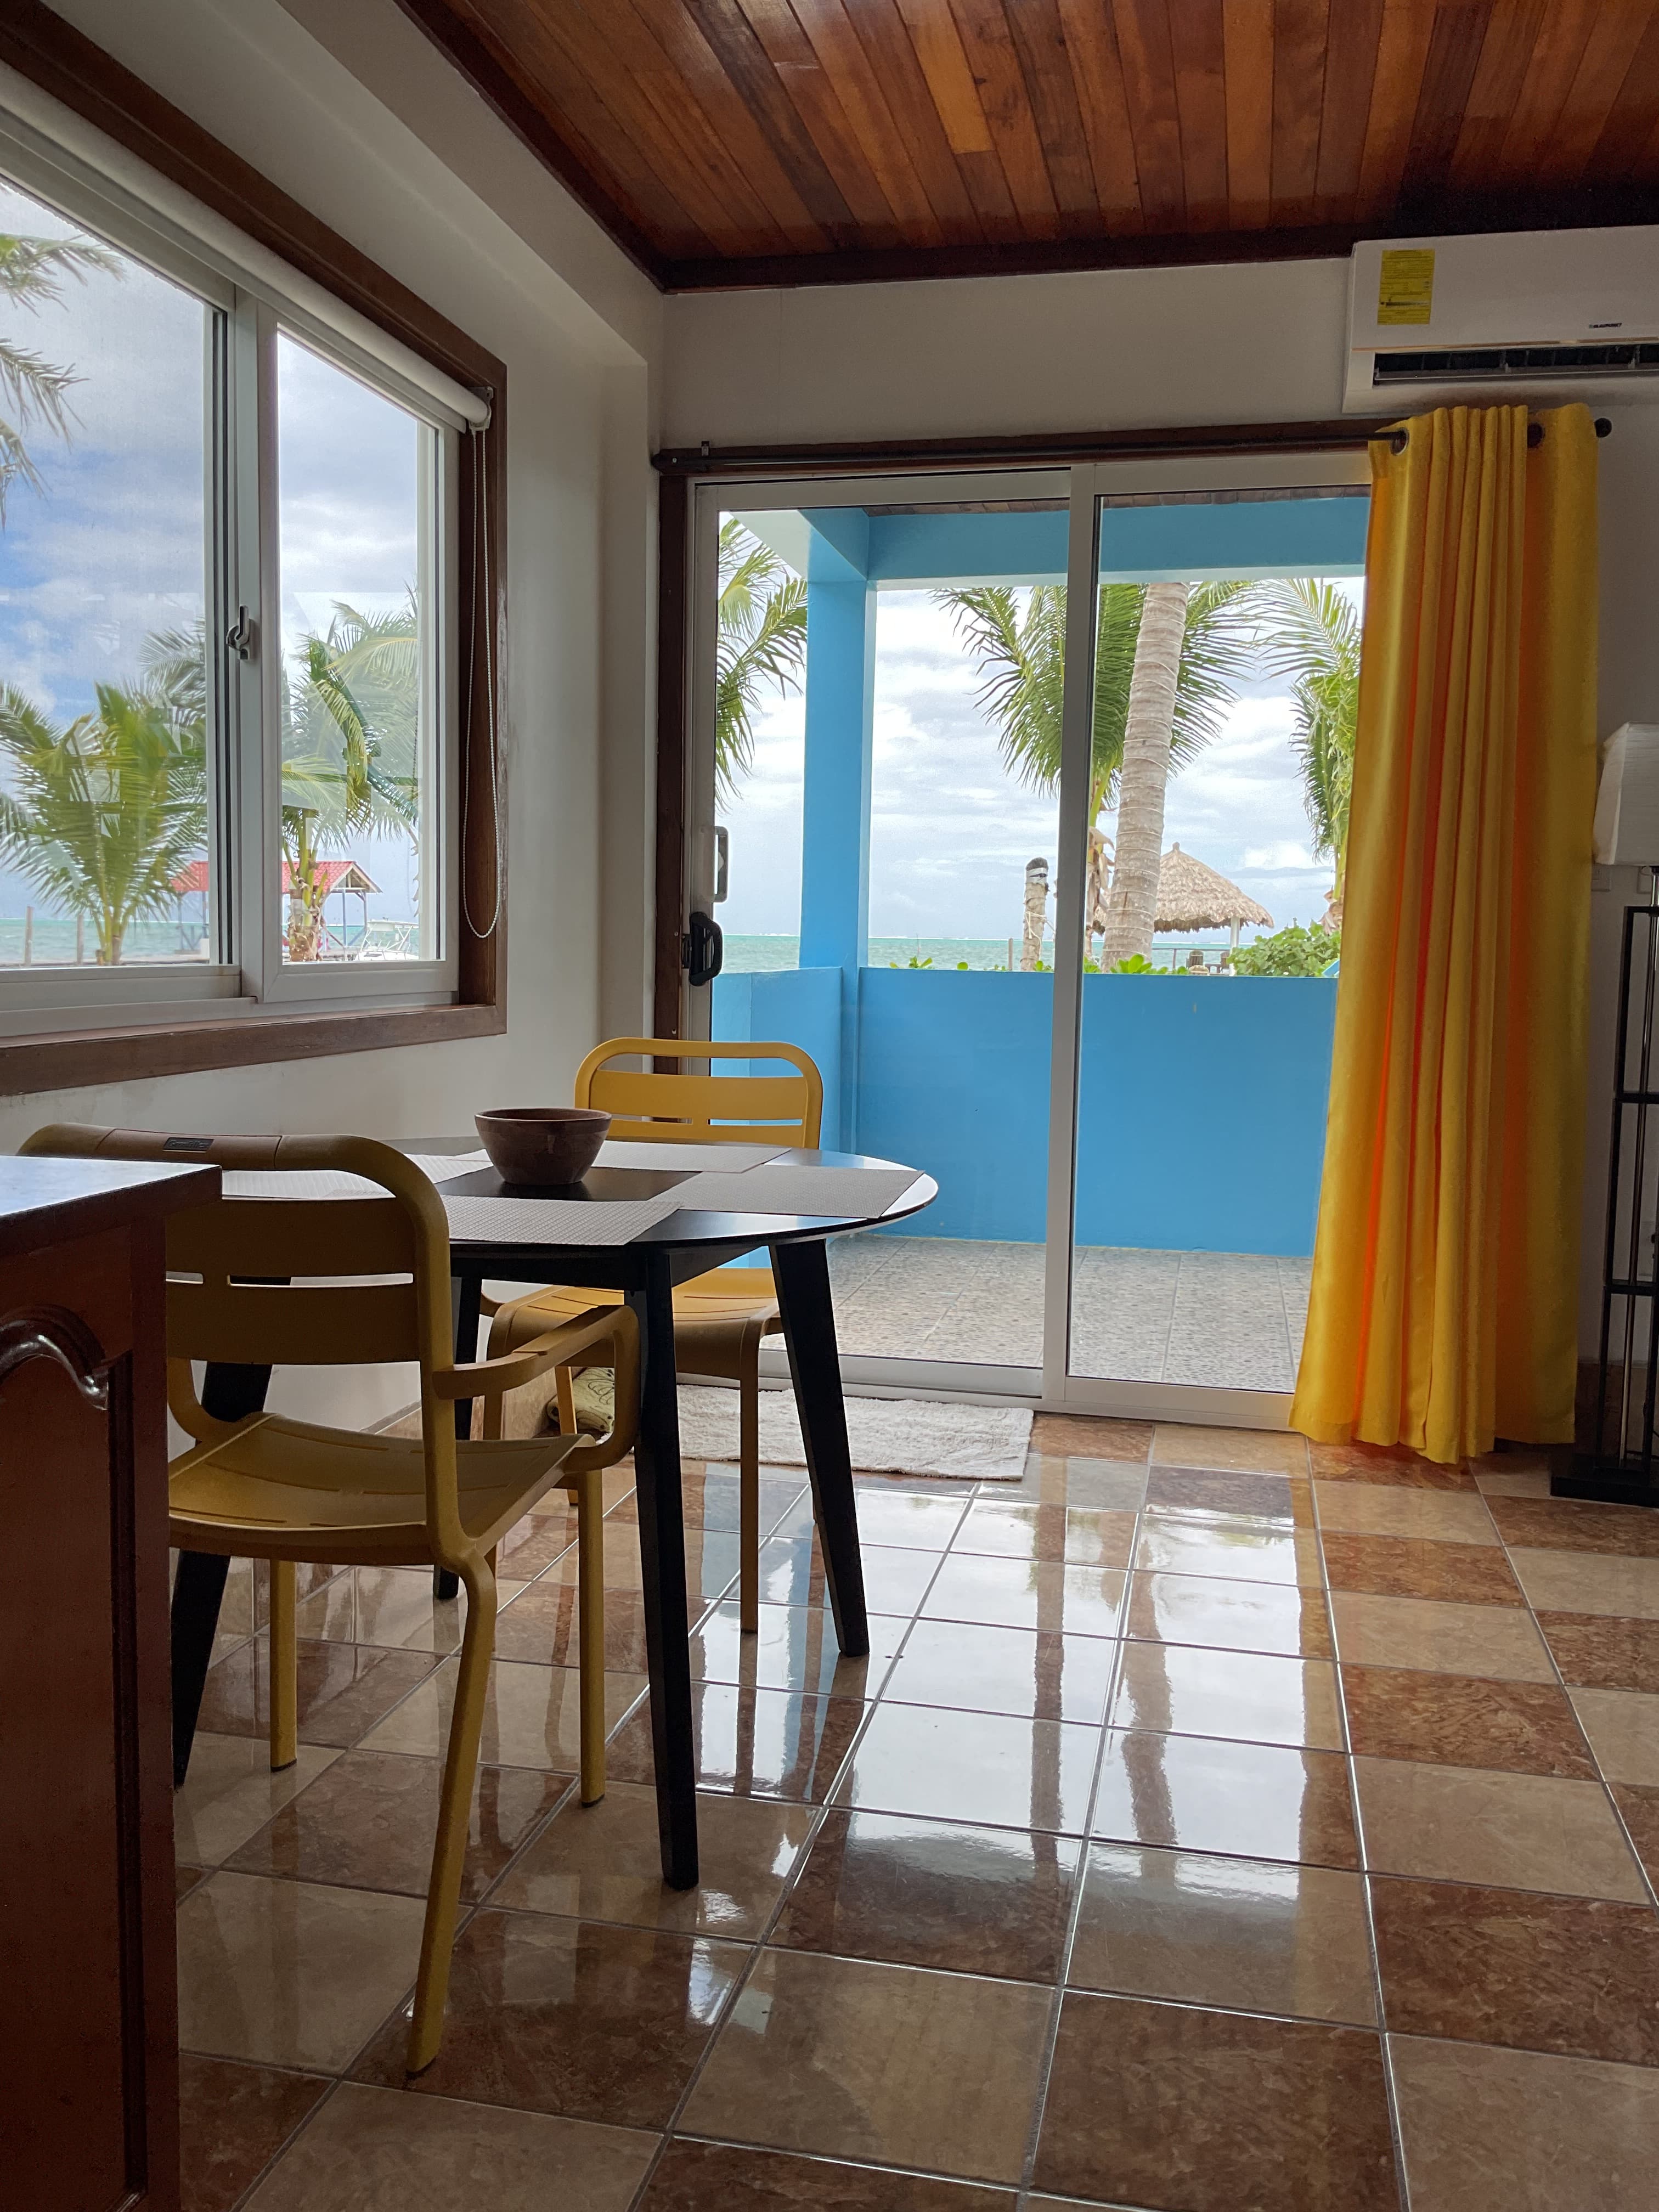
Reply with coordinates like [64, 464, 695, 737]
[407, 1149, 492, 1183]
[223, 1153, 490, 1200]
[443, 1192, 685, 1245]
[222, 1168, 386, 1200]
[595, 1138, 783, 1171]
[670, 1164, 923, 1217]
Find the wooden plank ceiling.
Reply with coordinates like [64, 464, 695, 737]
[394, 1, 1659, 289]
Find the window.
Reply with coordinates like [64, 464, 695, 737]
[0, 121, 472, 1033]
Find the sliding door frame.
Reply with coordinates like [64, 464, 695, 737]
[662, 430, 1374, 1426]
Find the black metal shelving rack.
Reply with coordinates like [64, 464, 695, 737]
[1558, 895, 1659, 1504]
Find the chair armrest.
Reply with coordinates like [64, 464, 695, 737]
[560, 1301, 640, 1472]
[431, 1304, 635, 1401]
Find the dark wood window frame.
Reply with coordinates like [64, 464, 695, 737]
[648, 416, 1384, 1040]
[0, 1, 506, 1096]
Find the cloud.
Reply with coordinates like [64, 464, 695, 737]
[1242, 840, 1319, 871]
[720, 578, 1351, 944]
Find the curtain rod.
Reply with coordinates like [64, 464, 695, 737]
[653, 413, 1614, 479]
[1387, 416, 1613, 455]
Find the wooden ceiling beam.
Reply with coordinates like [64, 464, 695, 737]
[840, 0, 988, 240]
[1588, 6, 1659, 180]
[1112, 0, 1190, 231]
[1167, 0, 1230, 233]
[391, 0, 671, 278]
[1313, 0, 1385, 221]
[388, 1, 1659, 291]
[1003, 0, 1104, 232]
[1270, 0, 1331, 228]
[948, 0, 1066, 238]
[1545, 0, 1659, 184]
[1060, 0, 1148, 229]
[788, 0, 952, 242]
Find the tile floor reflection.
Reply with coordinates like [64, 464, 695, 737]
[172, 1422, 1659, 2210]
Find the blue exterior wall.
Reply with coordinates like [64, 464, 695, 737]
[782, 497, 1369, 588]
[710, 966, 843, 1142]
[711, 968, 1338, 1255]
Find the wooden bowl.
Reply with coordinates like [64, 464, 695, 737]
[474, 1107, 611, 1187]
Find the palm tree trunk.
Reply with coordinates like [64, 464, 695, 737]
[1021, 857, 1048, 971]
[1098, 582, 1189, 968]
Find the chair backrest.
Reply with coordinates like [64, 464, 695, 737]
[18, 1125, 472, 1560]
[574, 1037, 823, 1148]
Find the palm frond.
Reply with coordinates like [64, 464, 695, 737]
[940, 576, 1264, 823]
[939, 585, 1065, 796]
[1255, 579, 1362, 864]
[715, 520, 805, 794]
[0, 233, 120, 304]
[0, 679, 205, 959]
[0, 231, 121, 520]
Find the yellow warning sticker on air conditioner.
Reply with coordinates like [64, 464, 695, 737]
[1378, 248, 1435, 326]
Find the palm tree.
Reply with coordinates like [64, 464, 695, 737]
[1097, 582, 1191, 968]
[940, 579, 1261, 961]
[143, 603, 423, 956]
[0, 229, 120, 518]
[280, 598, 421, 956]
[715, 518, 805, 795]
[1257, 579, 1361, 923]
[0, 680, 206, 962]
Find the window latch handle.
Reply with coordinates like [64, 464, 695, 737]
[226, 606, 256, 662]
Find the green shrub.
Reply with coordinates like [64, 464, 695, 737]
[1229, 922, 1340, 977]
[1105, 952, 1180, 976]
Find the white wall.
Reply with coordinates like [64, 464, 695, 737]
[664, 257, 1353, 447]
[1, 0, 664, 1175]
[667, 261, 1659, 1361]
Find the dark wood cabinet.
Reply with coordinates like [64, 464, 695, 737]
[0, 1158, 217, 2212]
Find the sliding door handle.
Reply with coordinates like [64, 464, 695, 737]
[684, 910, 724, 988]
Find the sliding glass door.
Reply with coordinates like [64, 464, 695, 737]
[685, 450, 1370, 1422]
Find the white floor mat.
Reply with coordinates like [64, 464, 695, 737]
[676, 1384, 1031, 1482]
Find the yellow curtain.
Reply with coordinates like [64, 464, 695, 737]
[1290, 402, 1599, 1464]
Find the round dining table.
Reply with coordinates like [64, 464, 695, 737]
[172, 1143, 936, 1890]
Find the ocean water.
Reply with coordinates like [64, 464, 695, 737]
[721, 934, 1237, 974]
[725, 935, 1050, 973]
[0, 916, 202, 964]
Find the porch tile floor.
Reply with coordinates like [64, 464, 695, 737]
[172, 1421, 1659, 2210]
[828, 1234, 1312, 1390]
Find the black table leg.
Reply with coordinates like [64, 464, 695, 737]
[172, 1358, 274, 1787]
[434, 1273, 482, 1602]
[772, 1238, 868, 1657]
[630, 1251, 699, 1888]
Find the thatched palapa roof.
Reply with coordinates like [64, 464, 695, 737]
[1154, 845, 1273, 934]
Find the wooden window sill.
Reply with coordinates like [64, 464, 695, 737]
[0, 1000, 505, 1096]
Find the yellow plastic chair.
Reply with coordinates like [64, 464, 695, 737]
[487, 1037, 822, 1631]
[19, 1124, 637, 2075]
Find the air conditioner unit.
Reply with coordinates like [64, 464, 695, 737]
[1345, 228, 1659, 414]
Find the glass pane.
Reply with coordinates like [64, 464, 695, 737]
[276, 334, 436, 963]
[713, 509, 804, 976]
[0, 175, 211, 966]
[1069, 488, 1368, 1393]
[709, 494, 1066, 1370]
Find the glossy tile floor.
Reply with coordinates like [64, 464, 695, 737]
[828, 1235, 1312, 1389]
[175, 1419, 1659, 2211]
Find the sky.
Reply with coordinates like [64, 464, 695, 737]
[720, 579, 1364, 950]
[0, 172, 427, 953]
